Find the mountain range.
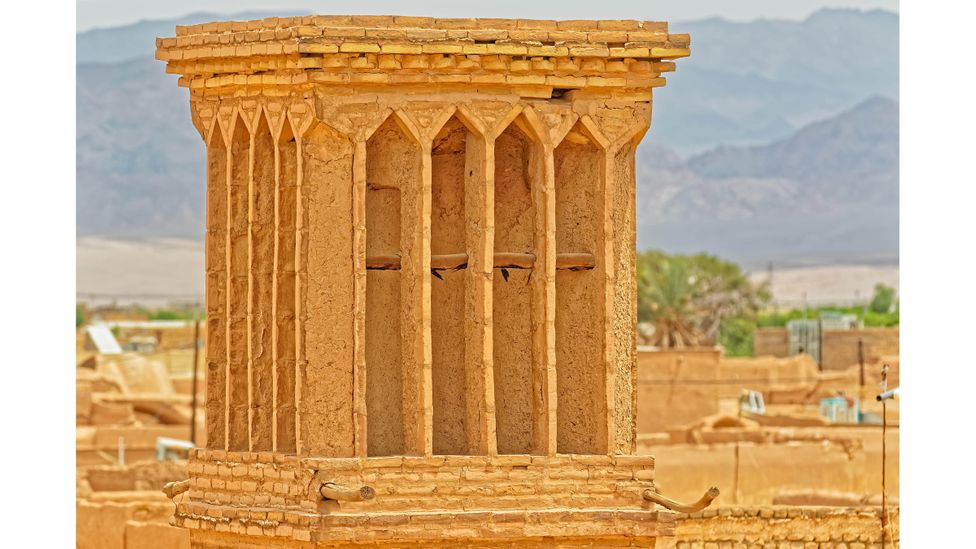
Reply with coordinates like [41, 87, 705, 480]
[76, 8, 898, 269]
[637, 96, 897, 269]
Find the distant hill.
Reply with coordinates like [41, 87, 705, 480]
[77, 11, 304, 63]
[637, 96, 898, 269]
[651, 8, 898, 153]
[76, 8, 899, 267]
[77, 58, 203, 237]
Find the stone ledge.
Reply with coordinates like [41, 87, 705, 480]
[175, 506, 677, 543]
[155, 16, 690, 98]
[165, 15, 682, 44]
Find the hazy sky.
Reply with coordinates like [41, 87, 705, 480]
[77, 0, 899, 32]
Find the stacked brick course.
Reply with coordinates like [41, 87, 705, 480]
[671, 506, 899, 548]
[156, 16, 688, 97]
[175, 450, 670, 545]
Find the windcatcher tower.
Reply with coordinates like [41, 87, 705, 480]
[156, 15, 689, 548]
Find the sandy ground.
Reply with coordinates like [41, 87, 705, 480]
[750, 264, 899, 307]
[76, 237, 204, 306]
[77, 237, 897, 307]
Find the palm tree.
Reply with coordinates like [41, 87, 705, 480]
[637, 251, 770, 349]
[640, 259, 706, 348]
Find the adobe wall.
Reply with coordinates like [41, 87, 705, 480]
[717, 354, 820, 399]
[821, 328, 899, 371]
[112, 322, 206, 352]
[752, 327, 899, 371]
[77, 497, 178, 549]
[753, 327, 788, 358]
[664, 506, 899, 548]
[636, 348, 722, 433]
[637, 350, 820, 431]
[77, 461, 192, 549]
[125, 522, 191, 549]
[645, 427, 899, 506]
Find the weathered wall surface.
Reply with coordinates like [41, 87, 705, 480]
[554, 128, 606, 455]
[636, 348, 722, 433]
[300, 122, 357, 457]
[125, 521, 191, 549]
[717, 354, 821, 399]
[493, 122, 537, 455]
[821, 328, 900, 371]
[753, 327, 899, 371]
[646, 428, 899, 506]
[77, 498, 179, 549]
[753, 328, 789, 358]
[663, 506, 899, 548]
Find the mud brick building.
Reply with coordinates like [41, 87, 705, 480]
[156, 14, 689, 547]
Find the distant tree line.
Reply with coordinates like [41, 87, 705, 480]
[637, 251, 898, 356]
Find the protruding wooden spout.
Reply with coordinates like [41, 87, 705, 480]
[319, 482, 376, 502]
[642, 487, 719, 513]
[162, 479, 190, 499]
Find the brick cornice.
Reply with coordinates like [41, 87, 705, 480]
[156, 15, 689, 99]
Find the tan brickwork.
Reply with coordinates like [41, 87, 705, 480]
[668, 506, 899, 548]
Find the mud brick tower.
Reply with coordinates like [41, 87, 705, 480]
[156, 15, 689, 548]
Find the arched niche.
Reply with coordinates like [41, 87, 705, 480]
[204, 123, 227, 450]
[364, 115, 419, 456]
[227, 113, 251, 452]
[553, 121, 608, 455]
[429, 115, 473, 455]
[491, 116, 544, 455]
[250, 113, 275, 451]
[274, 117, 297, 454]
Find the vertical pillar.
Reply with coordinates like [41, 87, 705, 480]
[600, 142, 617, 455]
[535, 140, 558, 457]
[409, 141, 433, 456]
[610, 140, 640, 454]
[352, 139, 368, 457]
[298, 120, 357, 457]
[464, 130, 495, 456]
[293, 118, 306, 455]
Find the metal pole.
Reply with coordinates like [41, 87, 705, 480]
[858, 338, 865, 388]
[190, 318, 200, 446]
[880, 363, 889, 548]
[882, 396, 887, 547]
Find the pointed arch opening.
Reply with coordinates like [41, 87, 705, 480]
[365, 115, 418, 456]
[274, 117, 297, 453]
[429, 115, 473, 455]
[492, 116, 544, 454]
[554, 121, 607, 455]
[227, 114, 251, 451]
[204, 125, 228, 449]
[249, 114, 275, 451]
